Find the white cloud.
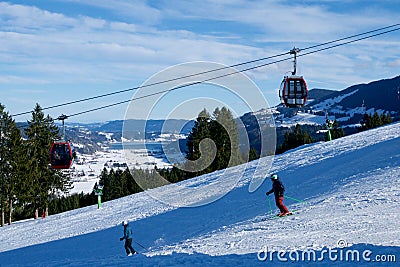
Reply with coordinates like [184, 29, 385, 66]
[0, 2, 265, 83]
[0, 75, 49, 85]
[151, 0, 398, 43]
[386, 59, 400, 68]
[56, 0, 162, 24]
[0, 2, 76, 31]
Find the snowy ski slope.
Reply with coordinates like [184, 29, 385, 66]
[0, 122, 399, 266]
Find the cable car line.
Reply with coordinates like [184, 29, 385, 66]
[298, 25, 400, 59]
[68, 56, 296, 118]
[277, 24, 400, 108]
[299, 23, 400, 53]
[11, 23, 400, 118]
[10, 50, 289, 117]
[68, 24, 400, 117]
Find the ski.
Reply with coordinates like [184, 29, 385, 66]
[262, 210, 299, 221]
[127, 251, 139, 257]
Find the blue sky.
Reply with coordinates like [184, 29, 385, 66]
[1, 0, 399, 122]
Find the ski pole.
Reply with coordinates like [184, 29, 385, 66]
[286, 195, 307, 204]
[134, 240, 146, 250]
[267, 195, 273, 215]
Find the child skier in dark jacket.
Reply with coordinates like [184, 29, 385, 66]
[266, 174, 291, 216]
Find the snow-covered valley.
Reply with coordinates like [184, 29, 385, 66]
[0, 122, 399, 266]
[68, 144, 173, 194]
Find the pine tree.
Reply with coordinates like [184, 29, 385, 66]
[381, 112, 392, 125]
[211, 107, 242, 170]
[359, 112, 392, 132]
[108, 169, 120, 199]
[360, 113, 370, 131]
[278, 124, 313, 153]
[372, 112, 382, 127]
[24, 104, 70, 218]
[125, 168, 143, 195]
[7, 120, 27, 224]
[185, 109, 213, 177]
[0, 104, 27, 226]
[184, 107, 243, 177]
[0, 104, 13, 226]
[248, 147, 259, 161]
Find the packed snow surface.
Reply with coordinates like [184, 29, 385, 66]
[0, 123, 399, 266]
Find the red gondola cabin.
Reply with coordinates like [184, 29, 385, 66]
[50, 142, 74, 169]
[279, 75, 308, 108]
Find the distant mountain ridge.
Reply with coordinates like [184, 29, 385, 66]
[306, 88, 336, 103]
[308, 75, 400, 117]
[67, 119, 194, 134]
[98, 119, 194, 135]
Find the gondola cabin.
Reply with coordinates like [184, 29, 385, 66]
[279, 75, 308, 108]
[50, 141, 74, 169]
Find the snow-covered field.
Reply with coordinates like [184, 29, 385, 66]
[0, 123, 399, 266]
[69, 147, 172, 194]
[276, 110, 327, 127]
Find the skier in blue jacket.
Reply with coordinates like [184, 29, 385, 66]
[120, 220, 137, 256]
